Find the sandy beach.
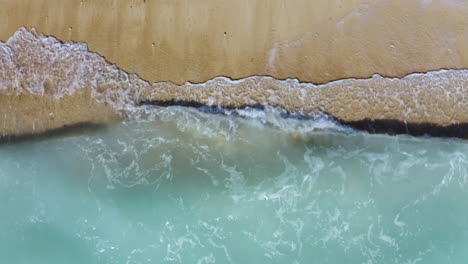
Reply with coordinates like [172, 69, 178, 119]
[2, 0, 467, 84]
[0, 0, 467, 136]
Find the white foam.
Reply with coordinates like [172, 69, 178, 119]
[1, 28, 467, 129]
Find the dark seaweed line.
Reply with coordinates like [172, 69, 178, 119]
[140, 99, 468, 139]
[0, 123, 108, 145]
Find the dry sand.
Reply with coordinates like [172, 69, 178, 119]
[1, 0, 467, 84]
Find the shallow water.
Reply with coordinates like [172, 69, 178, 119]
[1, 106, 467, 264]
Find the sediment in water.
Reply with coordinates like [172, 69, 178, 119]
[0, 28, 467, 138]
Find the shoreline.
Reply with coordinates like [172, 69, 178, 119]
[0, 27, 467, 139]
[140, 101, 468, 139]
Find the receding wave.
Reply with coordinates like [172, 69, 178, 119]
[0, 28, 467, 137]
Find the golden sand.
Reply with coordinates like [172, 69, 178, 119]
[1, 0, 467, 84]
[0, 91, 119, 137]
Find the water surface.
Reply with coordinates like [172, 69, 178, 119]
[1, 106, 467, 264]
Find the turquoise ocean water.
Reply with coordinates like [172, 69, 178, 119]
[1, 106, 467, 264]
